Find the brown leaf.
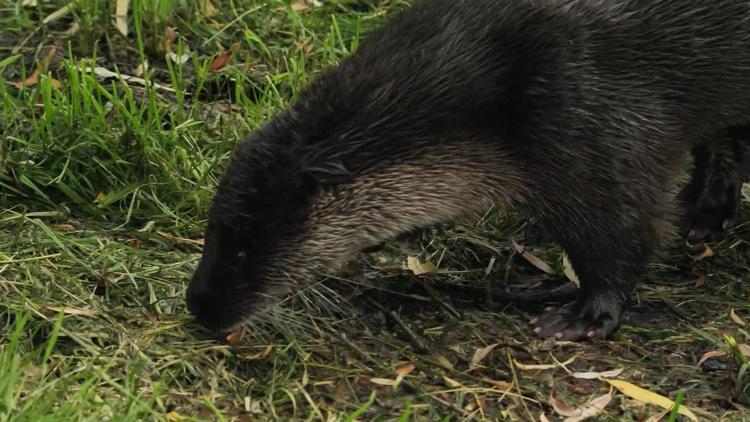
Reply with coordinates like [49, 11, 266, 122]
[697, 350, 726, 366]
[43, 2, 74, 24]
[549, 394, 580, 417]
[406, 256, 438, 277]
[483, 378, 512, 392]
[239, 345, 273, 361]
[730, 308, 746, 326]
[443, 375, 463, 388]
[571, 368, 624, 380]
[370, 377, 399, 387]
[115, 0, 130, 36]
[564, 393, 613, 422]
[62, 22, 80, 36]
[14, 69, 39, 88]
[225, 330, 244, 345]
[209, 42, 241, 72]
[470, 343, 500, 370]
[396, 363, 415, 376]
[291, 1, 310, 11]
[50, 224, 76, 231]
[692, 244, 714, 261]
[737, 344, 750, 358]
[539, 413, 551, 422]
[164, 26, 178, 52]
[511, 240, 555, 275]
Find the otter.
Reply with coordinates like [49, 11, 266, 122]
[186, 0, 750, 341]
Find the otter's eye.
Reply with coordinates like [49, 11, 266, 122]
[236, 251, 247, 260]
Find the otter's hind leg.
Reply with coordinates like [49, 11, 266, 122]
[681, 124, 750, 239]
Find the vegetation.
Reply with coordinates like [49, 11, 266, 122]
[1, 0, 749, 419]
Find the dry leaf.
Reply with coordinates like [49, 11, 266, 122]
[514, 356, 576, 371]
[62, 21, 80, 36]
[470, 343, 500, 370]
[209, 42, 241, 72]
[168, 52, 190, 64]
[115, 0, 129, 36]
[737, 344, 750, 358]
[539, 413, 551, 422]
[291, 1, 310, 11]
[166, 411, 184, 422]
[370, 378, 399, 387]
[406, 256, 437, 277]
[605, 380, 698, 421]
[22, 0, 38, 6]
[239, 345, 273, 361]
[396, 363, 416, 376]
[164, 27, 178, 51]
[644, 408, 670, 422]
[43, 2, 74, 24]
[730, 308, 746, 326]
[158, 231, 205, 246]
[483, 378, 512, 392]
[511, 240, 555, 275]
[443, 375, 463, 388]
[198, 0, 218, 17]
[562, 252, 581, 287]
[697, 350, 726, 366]
[14, 69, 38, 88]
[45, 306, 98, 316]
[549, 395, 580, 417]
[692, 244, 714, 261]
[134, 62, 147, 77]
[571, 368, 624, 380]
[225, 330, 243, 345]
[565, 393, 613, 422]
[50, 224, 76, 231]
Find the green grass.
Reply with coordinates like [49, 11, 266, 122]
[1, 0, 750, 420]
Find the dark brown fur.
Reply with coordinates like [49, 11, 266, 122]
[186, 0, 750, 340]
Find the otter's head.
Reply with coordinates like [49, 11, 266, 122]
[185, 126, 329, 332]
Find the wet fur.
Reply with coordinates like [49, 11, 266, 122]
[187, 0, 750, 339]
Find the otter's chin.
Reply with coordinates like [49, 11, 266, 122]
[186, 286, 249, 334]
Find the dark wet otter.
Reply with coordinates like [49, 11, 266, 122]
[186, 0, 750, 341]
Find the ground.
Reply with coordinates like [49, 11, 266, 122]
[1, 1, 749, 420]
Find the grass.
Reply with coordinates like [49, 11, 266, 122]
[1, 0, 749, 420]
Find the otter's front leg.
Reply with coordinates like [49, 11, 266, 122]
[529, 186, 665, 340]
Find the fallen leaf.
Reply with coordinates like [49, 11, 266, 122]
[483, 378, 512, 392]
[225, 330, 243, 345]
[164, 27, 178, 51]
[692, 244, 713, 261]
[737, 344, 750, 358]
[406, 256, 437, 277]
[470, 343, 500, 370]
[697, 350, 727, 366]
[43, 2, 74, 24]
[514, 356, 576, 371]
[396, 363, 415, 376]
[158, 231, 205, 246]
[443, 375, 463, 388]
[370, 377, 399, 387]
[572, 368, 624, 380]
[561, 252, 580, 287]
[134, 62, 147, 77]
[62, 21, 80, 36]
[239, 345, 273, 361]
[50, 224, 76, 231]
[512, 240, 555, 275]
[114, 0, 129, 36]
[539, 413, 551, 422]
[209, 42, 241, 72]
[22, 0, 37, 6]
[644, 408, 670, 422]
[605, 379, 698, 421]
[565, 393, 613, 422]
[291, 1, 310, 11]
[198, 0, 218, 17]
[730, 308, 746, 326]
[45, 306, 98, 316]
[549, 395, 579, 417]
[14, 69, 38, 88]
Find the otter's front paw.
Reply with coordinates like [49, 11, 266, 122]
[530, 302, 622, 341]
